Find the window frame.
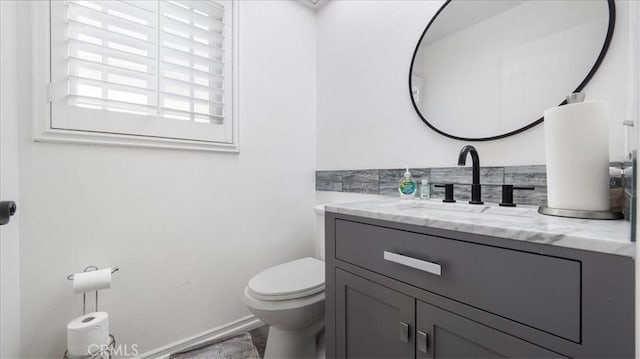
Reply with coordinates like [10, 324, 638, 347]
[32, 0, 240, 153]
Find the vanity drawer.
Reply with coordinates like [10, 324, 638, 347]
[334, 219, 581, 342]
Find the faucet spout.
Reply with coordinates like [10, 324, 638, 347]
[457, 145, 483, 204]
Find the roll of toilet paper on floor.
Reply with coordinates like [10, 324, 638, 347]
[73, 268, 111, 294]
[67, 312, 110, 357]
[543, 101, 610, 211]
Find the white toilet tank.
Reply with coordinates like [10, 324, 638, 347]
[313, 205, 326, 260]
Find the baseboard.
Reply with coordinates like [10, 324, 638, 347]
[137, 315, 264, 359]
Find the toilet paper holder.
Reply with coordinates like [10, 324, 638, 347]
[67, 266, 119, 315]
[63, 334, 115, 359]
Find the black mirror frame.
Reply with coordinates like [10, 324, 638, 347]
[408, 0, 616, 142]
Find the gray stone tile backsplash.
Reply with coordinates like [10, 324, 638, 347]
[316, 171, 343, 192]
[342, 170, 379, 194]
[378, 169, 405, 196]
[514, 186, 548, 206]
[430, 166, 504, 185]
[317, 162, 633, 220]
[504, 165, 547, 186]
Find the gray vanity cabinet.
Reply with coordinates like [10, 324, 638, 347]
[334, 269, 561, 359]
[325, 212, 635, 359]
[415, 301, 564, 359]
[335, 269, 415, 358]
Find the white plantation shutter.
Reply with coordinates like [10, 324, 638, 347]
[159, 0, 226, 124]
[49, 0, 236, 145]
[65, 0, 159, 114]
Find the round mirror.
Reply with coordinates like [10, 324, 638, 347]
[409, 0, 615, 141]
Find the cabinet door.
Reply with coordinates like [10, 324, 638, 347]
[416, 301, 566, 359]
[335, 269, 415, 359]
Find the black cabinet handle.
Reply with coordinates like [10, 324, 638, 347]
[499, 185, 534, 207]
[434, 184, 456, 203]
[0, 201, 16, 226]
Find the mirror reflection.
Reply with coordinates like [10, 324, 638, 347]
[410, 0, 613, 141]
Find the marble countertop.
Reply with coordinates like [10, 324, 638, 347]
[324, 199, 636, 258]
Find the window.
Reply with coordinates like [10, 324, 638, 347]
[35, 0, 238, 151]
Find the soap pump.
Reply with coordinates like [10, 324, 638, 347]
[398, 166, 417, 199]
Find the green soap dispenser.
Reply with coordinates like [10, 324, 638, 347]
[399, 166, 417, 199]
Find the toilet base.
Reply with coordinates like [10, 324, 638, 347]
[264, 318, 323, 359]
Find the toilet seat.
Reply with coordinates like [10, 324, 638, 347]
[247, 257, 325, 301]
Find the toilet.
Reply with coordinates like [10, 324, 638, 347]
[243, 206, 326, 359]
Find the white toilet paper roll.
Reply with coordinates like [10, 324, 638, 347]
[67, 312, 110, 357]
[73, 268, 111, 294]
[543, 101, 610, 211]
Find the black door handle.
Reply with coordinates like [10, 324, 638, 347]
[0, 201, 17, 225]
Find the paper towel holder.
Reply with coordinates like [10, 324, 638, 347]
[538, 206, 623, 220]
[541, 91, 624, 220]
[67, 266, 119, 315]
[63, 334, 115, 359]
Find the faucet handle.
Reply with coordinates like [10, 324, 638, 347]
[434, 184, 456, 203]
[500, 185, 534, 207]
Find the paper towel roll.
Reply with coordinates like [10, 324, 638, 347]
[67, 312, 110, 357]
[73, 268, 111, 294]
[543, 101, 610, 211]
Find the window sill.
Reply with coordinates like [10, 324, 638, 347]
[34, 128, 240, 153]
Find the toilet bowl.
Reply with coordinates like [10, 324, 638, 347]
[243, 257, 325, 359]
[243, 205, 327, 359]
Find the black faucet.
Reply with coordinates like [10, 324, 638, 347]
[457, 145, 483, 205]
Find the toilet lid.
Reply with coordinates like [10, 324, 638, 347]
[248, 257, 325, 301]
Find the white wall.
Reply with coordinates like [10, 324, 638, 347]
[13, 1, 317, 357]
[316, 0, 638, 169]
[0, 1, 22, 358]
[631, 1, 640, 356]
